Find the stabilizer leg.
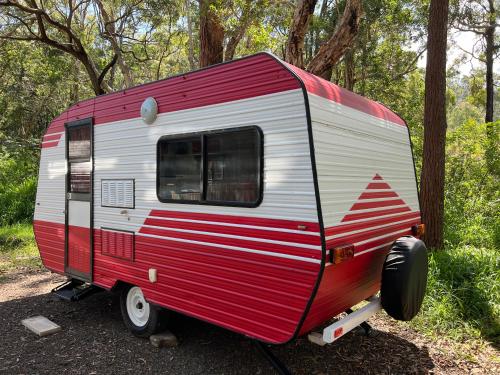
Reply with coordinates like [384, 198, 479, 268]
[254, 341, 292, 375]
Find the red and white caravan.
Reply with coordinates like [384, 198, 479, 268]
[34, 53, 428, 346]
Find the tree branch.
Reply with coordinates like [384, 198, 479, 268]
[285, 0, 318, 68]
[306, 0, 363, 79]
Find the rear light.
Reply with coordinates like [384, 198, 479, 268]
[333, 327, 344, 339]
[330, 244, 354, 264]
[412, 224, 425, 237]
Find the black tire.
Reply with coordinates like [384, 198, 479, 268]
[381, 236, 428, 321]
[119, 285, 168, 337]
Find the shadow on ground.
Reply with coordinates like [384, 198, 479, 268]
[0, 291, 435, 374]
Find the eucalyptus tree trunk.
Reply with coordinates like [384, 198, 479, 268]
[420, 0, 450, 249]
[484, 0, 496, 123]
[198, 0, 224, 67]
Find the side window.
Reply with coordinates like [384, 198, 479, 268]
[158, 138, 201, 201]
[206, 128, 259, 203]
[157, 127, 262, 206]
[67, 125, 91, 193]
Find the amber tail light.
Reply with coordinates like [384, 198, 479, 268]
[411, 224, 425, 237]
[330, 244, 355, 264]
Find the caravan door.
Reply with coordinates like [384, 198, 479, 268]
[65, 118, 93, 281]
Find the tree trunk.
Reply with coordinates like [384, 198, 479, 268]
[484, 15, 495, 123]
[185, 0, 196, 70]
[285, 0, 318, 69]
[224, 0, 256, 61]
[420, 0, 450, 249]
[306, 0, 363, 79]
[96, 0, 134, 88]
[199, 0, 224, 68]
[343, 48, 355, 90]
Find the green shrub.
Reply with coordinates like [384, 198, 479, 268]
[444, 120, 499, 249]
[411, 245, 500, 345]
[0, 149, 38, 226]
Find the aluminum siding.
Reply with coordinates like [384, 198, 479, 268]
[299, 93, 421, 334]
[92, 90, 321, 343]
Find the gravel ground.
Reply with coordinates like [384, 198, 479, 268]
[0, 269, 498, 375]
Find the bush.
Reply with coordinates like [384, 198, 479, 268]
[444, 120, 499, 249]
[0, 150, 38, 226]
[411, 245, 500, 345]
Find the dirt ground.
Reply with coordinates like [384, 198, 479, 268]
[0, 269, 498, 375]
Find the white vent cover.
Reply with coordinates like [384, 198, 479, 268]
[101, 179, 134, 208]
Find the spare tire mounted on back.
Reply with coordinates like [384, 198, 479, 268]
[380, 236, 428, 321]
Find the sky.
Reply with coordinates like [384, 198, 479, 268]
[417, 30, 500, 76]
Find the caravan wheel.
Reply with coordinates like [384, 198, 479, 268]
[120, 285, 168, 337]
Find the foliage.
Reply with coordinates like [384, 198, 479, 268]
[0, 142, 39, 226]
[444, 120, 499, 249]
[410, 245, 500, 345]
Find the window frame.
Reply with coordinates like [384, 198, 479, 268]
[66, 120, 92, 195]
[156, 126, 263, 208]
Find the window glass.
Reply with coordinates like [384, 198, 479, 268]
[157, 128, 261, 206]
[69, 161, 91, 193]
[206, 129, 259, 203]
[68, 126, 90, 161]
[158, 138, 201, 201]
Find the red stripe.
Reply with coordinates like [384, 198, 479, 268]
[350, 199, 406, 211]
[33, 220, 65, 273]
[138, 226, 321, 260]
[359, 191, 399, 199]
[366, 182, 391, 190]
[352, 228, 413, 254]
[133, 234, 320, 275]
[149, 210, 320, 233]
[42, 133, 62, 142]
[373, 174, 383, 180]
[341, 206, 411, 222]
[325, 211, 421, 236]
[284, 63, 406, 126]
[326, 220, 420, 248]
[93, 231, 321, 343]
[143, 217, 321, 246]
[41, 141, 59, 148]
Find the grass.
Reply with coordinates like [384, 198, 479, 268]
[0, 223, 41, 276]
[408, 245, 500, 349]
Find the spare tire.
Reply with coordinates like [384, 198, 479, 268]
[381, 236, 428, 321]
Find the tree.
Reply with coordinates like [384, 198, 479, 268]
[420, 0, 450, 249]
[453, 0, 499, 123]
[198, 0, 224, 67]
[0, 0, 118, 95]
[284, 0, 363, 79]
[198, 0, 266, 67]
[95, 0, 135, 87]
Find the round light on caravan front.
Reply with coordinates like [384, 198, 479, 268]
[141, 97, 158, 124]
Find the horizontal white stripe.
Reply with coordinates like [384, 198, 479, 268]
[44, 131, 64, 136]
[326, 217, 419, 241]
[349, 203, 408, 212]
[136, 232, 321, 264]
[327, 210, 420, 227]
[147, 215, 320, 236]
[353, 197, 401, 204]
[141, 223, 322, 250]
[355, 241, 395, 257]
[324, 238, 399, 266]
[354, 228, 410, 247]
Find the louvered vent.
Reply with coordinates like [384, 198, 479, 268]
[101, 228, 134, 261]
[101, 179, 134, 208]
